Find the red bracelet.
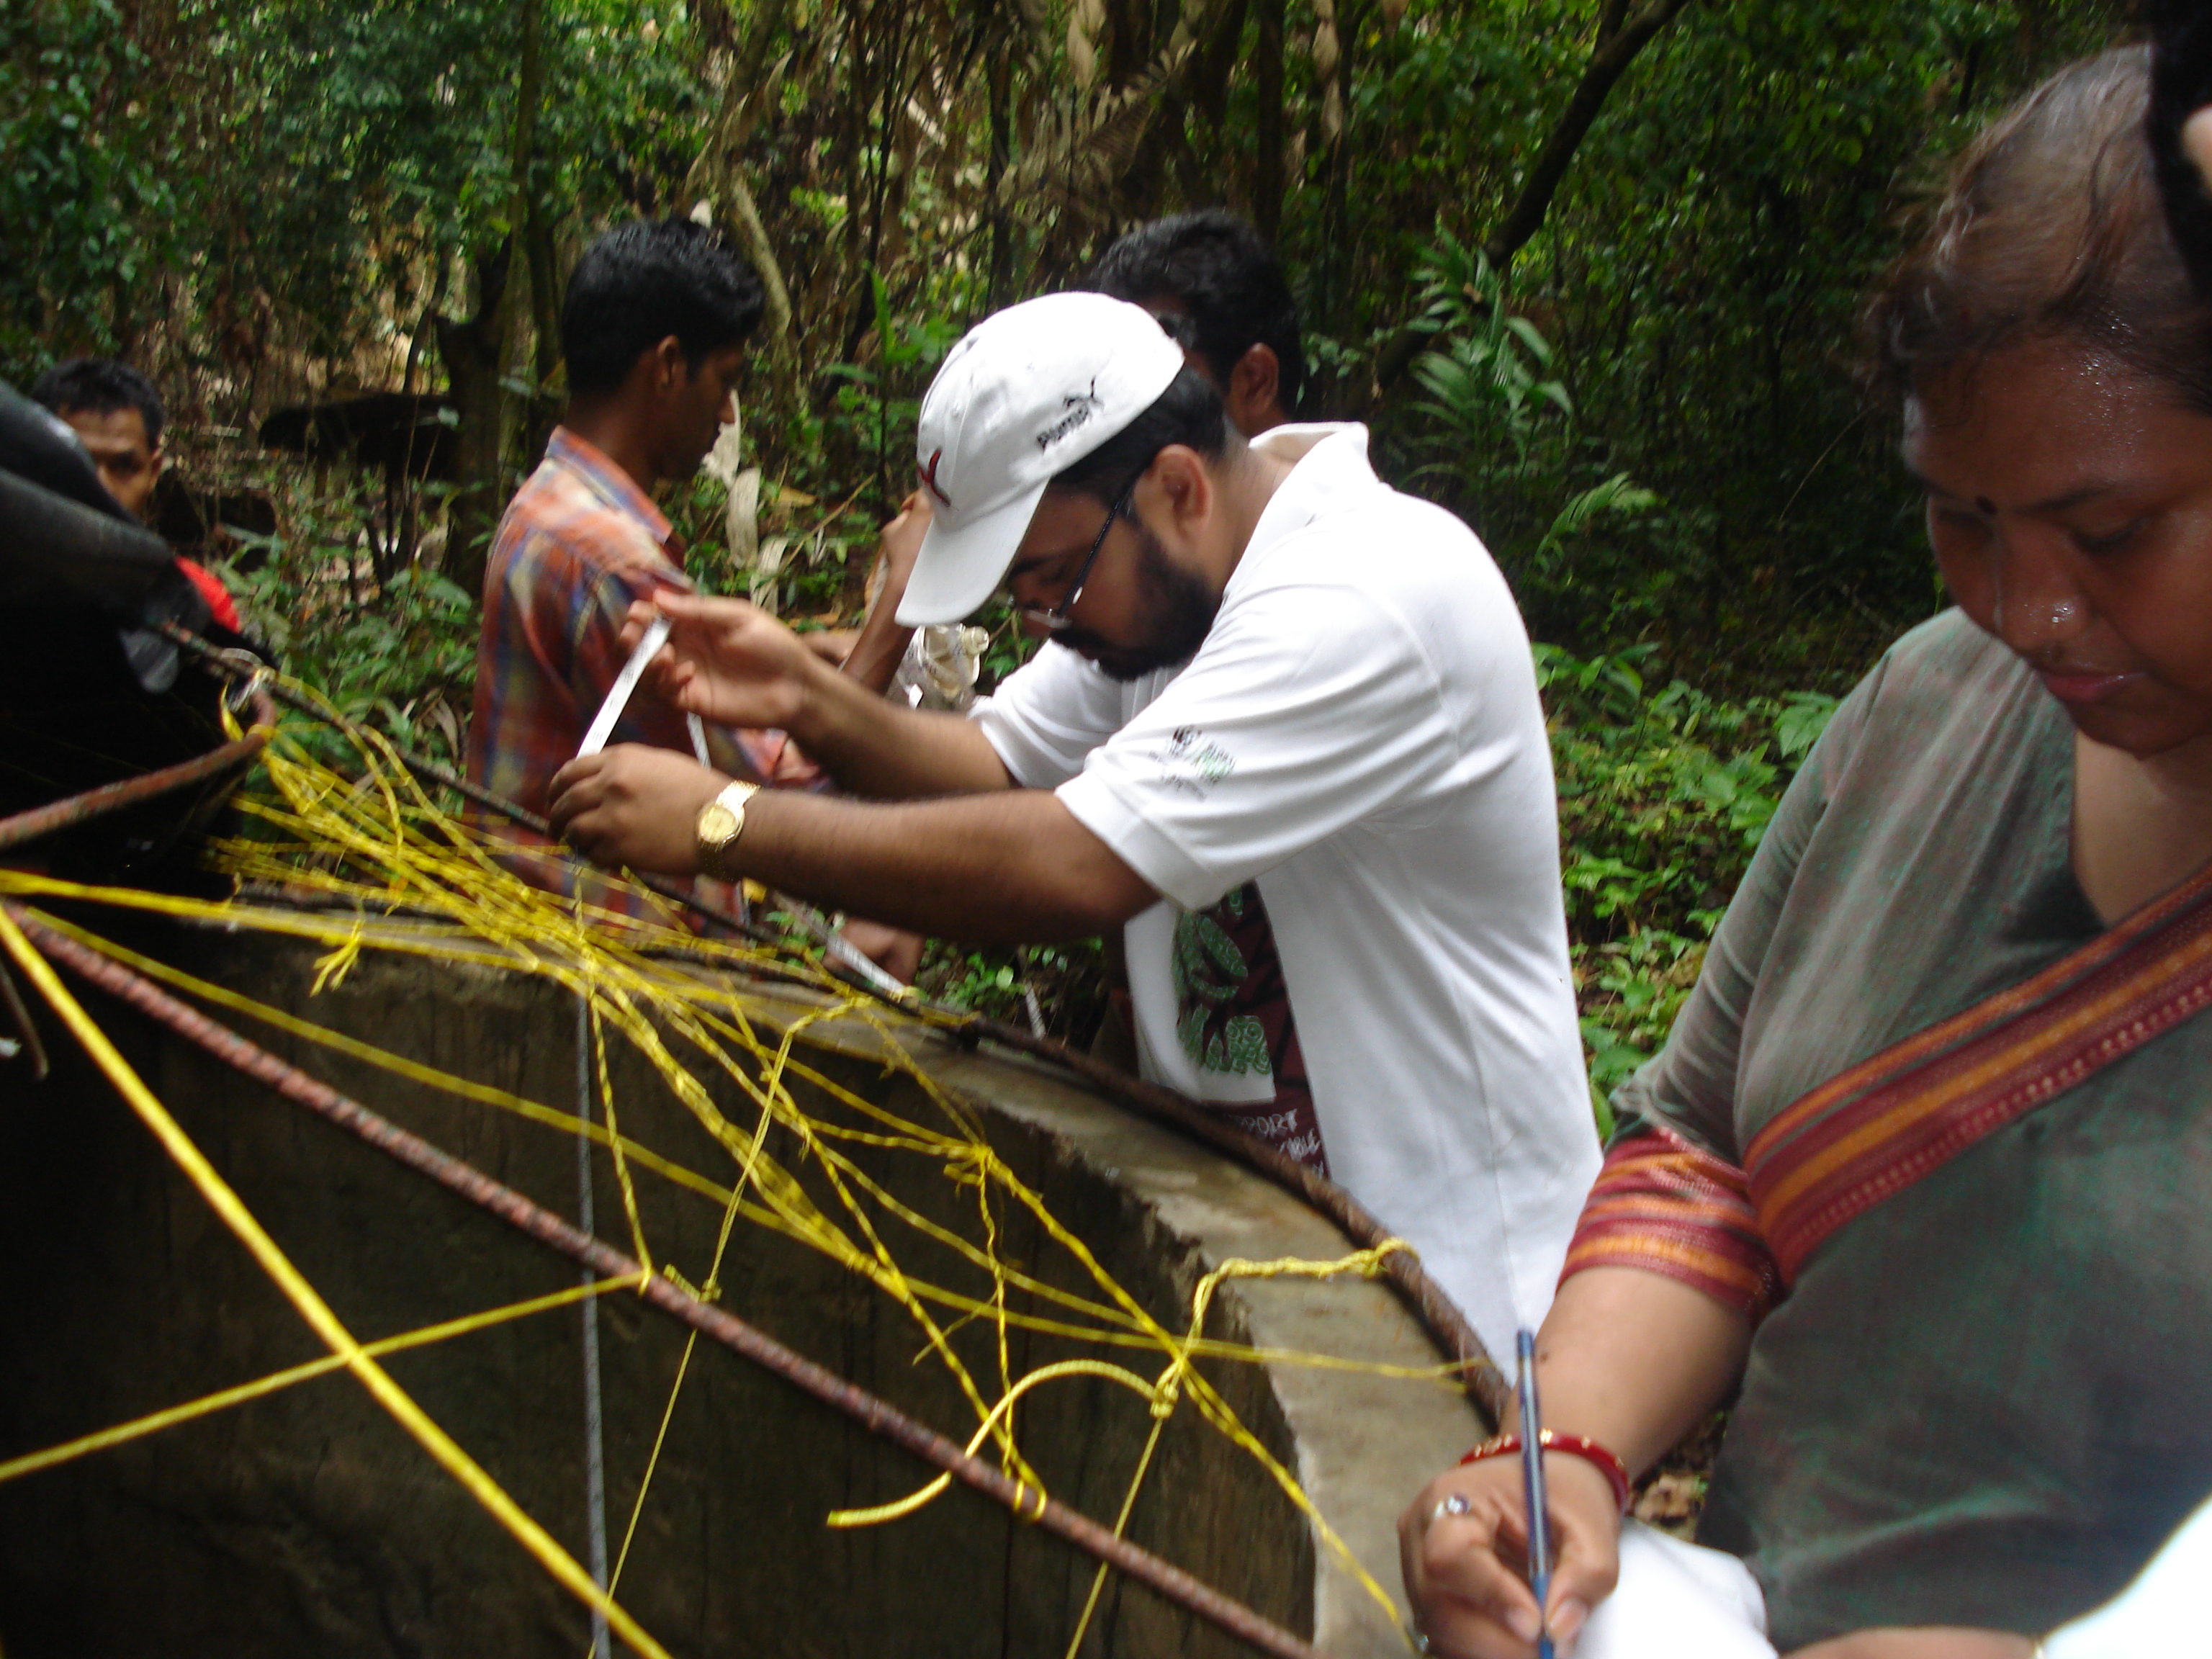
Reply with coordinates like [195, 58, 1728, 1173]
[1458, 1430, 1633, 1515]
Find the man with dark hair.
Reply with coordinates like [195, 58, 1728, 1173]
[31, 357, 167, 516]
[558, 219, 769, 401]
[1086, 210, 1303, 435]
[465, 217, 768, 853]
[547, 293, 1599, 1357]
[32, 356, 241, 630]
[840, 212, 1305, 709]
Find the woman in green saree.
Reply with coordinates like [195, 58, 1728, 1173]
[1402, 36, 2212, 1659]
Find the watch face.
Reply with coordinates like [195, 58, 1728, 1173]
[698, 802, 739, 844]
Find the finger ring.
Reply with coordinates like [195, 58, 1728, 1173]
[1408, 1628, 1435, 1655]
[1428, 1492, 1473, 1524]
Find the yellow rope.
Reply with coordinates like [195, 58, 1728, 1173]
[815, 1240, 1416, 1638]
[1069, 1243, 1426, 1653]
[586, 989, 655, 1279]
[0, 1272, 645, 1487]
[606, 1322, 699, 1601]
[21, 907, 1461, 1383]
[0, 904, 673, 1659]
[602, 1133, 763, 1624]
[827, 1357, 1159, 1528]
[6, 686, 1477, 1644]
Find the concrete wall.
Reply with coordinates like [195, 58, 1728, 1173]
[0, 916, 1480, 1656]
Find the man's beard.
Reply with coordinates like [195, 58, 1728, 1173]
[1056, 523, 1220, 682]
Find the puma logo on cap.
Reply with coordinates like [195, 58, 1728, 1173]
[917, 447, 953, 506]
[1034, 381, 1105, 452]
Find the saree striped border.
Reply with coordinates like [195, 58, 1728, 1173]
[1745, 858, 2212, 1286]
[1562, 1125, 1781, 1323]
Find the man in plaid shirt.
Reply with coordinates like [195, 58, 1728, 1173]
[466, 219, 786, 923]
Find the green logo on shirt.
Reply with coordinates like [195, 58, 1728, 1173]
[1173, 888, 1272, 1076]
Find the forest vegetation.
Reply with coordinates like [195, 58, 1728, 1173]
[1, 0, 2133, 1095]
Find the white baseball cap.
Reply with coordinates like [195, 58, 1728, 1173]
[895, 292, 1187, 626]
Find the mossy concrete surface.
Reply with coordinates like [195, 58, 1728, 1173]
[0, 914, 1481, 1656]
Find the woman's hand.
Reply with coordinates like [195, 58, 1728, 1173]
[624, 593, 824, 734]
[1791, 1632, 2036, 1659]
[1400, 1452, 1623, 1658]
[1398, 1269, 1753, 1656]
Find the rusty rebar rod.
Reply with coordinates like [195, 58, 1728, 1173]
[9, 904, 1321, 1659]
[0, 685, 276, 854]
[158, 626, 774, 945]
[152, 628, 1503, 1416]
[963, 1019, 1509, 1424]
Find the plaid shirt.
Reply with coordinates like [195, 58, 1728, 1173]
[464, 427, 801, 923]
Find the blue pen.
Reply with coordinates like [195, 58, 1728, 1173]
[1516, 1328, 1555, 1659]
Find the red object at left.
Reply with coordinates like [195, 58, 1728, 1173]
[174, 557, 240, 633]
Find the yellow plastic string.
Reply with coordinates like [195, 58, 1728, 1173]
[819, 1241, 1411, 1640]
[17, 909, 742, 1208]
[0, 904, 673, 1659]
[586, 988, 655, 1280]
[5, 896, 1464, 1378]
[1067, 1243, 1419, 1650]
[598, 1152, 767, 1653]
[6, 685, 1473, 1641]
[0, 1271, 646, 1488]
[826, 1357, 1161, 1528]
[603, 1112, 771, 1617]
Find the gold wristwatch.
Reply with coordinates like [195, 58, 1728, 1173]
[694, 781, 760, 881]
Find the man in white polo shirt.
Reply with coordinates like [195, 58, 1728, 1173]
[548, 292, 1598, 1357]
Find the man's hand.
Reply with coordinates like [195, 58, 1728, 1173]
[548, 746, 729, 877]
[801, 628, 860, 667]
[837, 491, 932, 697]
[623, 591, 827, 734]
[878, 489, 931, 597]
[1401, 1454, 1622, 1658]
[837, 917, 925, 982]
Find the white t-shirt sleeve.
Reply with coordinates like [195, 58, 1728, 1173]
[968, 642, 1129, 789]
[1056, 580, 1465, 910]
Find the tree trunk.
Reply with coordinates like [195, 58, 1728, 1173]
[986, 45, 1014, 307]
[435, 242, 516, 606]
[682, 0, 801, 413]
[1375, 0, 1694, 390]
[1308, 0, 1357, 339]
[439, 0, 544, 606]
[1190, 0, 1250, 126]
[1253, 0, 1285, 239]
[1482, 0, 1695, 271]
[517, 0, 561, 461]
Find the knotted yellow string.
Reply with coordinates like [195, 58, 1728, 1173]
[0, 904, 672, 1659]
[4, 680, 1473, 1649]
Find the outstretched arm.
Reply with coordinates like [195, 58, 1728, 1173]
[546, 743, 1156, 942]
[624, 590, 1008, 799]
[837, 490, 929, 697]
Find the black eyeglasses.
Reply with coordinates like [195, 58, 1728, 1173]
[1014, 462, 1151, 632]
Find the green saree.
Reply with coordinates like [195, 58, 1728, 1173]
[1588, 611, 2212, 1648]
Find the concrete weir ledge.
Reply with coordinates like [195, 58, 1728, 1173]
[0, 915, 1482, 1657]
